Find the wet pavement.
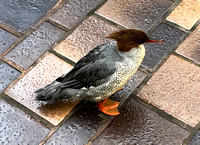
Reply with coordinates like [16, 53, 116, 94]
[0, 0, 200, 144]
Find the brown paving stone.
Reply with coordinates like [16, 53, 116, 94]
[5, 22, 66, 69]
[176, 24, 200, 64]
[45, 107, 104, 145]
[167, 0, 200, 30]
[54, 15, 119, 62]
[138, 55, 200, 127]
[49, 0, 104, 29]
[0, 99, 49, 145]
[92, 99, 188, 145]
[5, 53, 79, 126]
[96, 0, 173, 32]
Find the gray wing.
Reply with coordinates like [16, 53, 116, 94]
[55, 44, 117, 89]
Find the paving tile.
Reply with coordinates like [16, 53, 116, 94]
[45, 107, 103, 145]
[50, 0, 104, 29]
[176, 24, 200, 64]
[54, 15, 119, 62]
[0, 60, 20, 93]
[0, 0, 58, 32]
[110, 70, 147, 102]
[97, 0, 173, 32]
[5, 53, 79, 126]
[0, 28, 18, 55]
[92, 99, 188, 145]
[142, 23, 185, 69]
[167, 0, 200, 30]
[0, 99, 49, 145]
[5, 22, 66, 69]
[138, 55, 200, 127]
[189, 131, 200, 145]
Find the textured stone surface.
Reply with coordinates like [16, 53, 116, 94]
[0, 28, 18, 55]
[54, 15, 119, 62]
[5, 22, 66, 69]
[167, 0, 200, 30]
[0, 0, 58, 32]
[5, 53, 79, 126]
[110, 71, 147, 102]
[92, 99, 188, 145]
[0, 60, 20, 93]
[45, 107, 103, 145]
[142, 23, 185, 69]
[97, 0, 173, 31]
[0, 99, 49, 145]
[176, 24, 200, 64]
[189, 131, 200, 145]
[50, 0, 103, 29]
[138, 55, 200, 127]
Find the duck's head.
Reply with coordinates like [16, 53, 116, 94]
[107, 29, 164, 52]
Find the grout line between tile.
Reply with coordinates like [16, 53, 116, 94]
[94, 13, 127, 29]
[173, 52, 200, 68]
[0, 22, 22, 37]
[85, 116, 115, 145]
[182, 128, 199, 145]
[39, 128, 59, 145]
[0, 57, 24, 72]
[132, 95, 194, 132]
[47, 0, 108, 34]
[40, 102, 83, 145]
[0, 92, 55, 129]
[0, 0, 69, 58]
[163, 19, 190, 33]
[4, 52, 50, 93]
[47, 19, 70, 32]
[49, 49, 76, 66]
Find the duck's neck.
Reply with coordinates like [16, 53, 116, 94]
[117, 41, 139, 52]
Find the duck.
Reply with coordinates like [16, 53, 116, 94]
[35, 29, 164, 115]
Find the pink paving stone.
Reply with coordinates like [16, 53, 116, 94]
[54, 15, 119, 62]
[176, 24, 200, 64]
[167, 0, 200, 30]
[5, 53, 79, 126]
[138, 55, 200, 127]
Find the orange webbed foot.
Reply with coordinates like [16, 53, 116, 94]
[97, 98, 120, 115]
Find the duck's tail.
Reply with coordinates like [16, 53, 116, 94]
[35, 81, 83, 102]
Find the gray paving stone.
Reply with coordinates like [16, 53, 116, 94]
[142, 23, 185, 69]
[45, 107, 103, 145]
[5, 22, 66, 69]
[189, 131, 200, 145]
[50, 0, 104, 29]
[0, 99, 50, 145]
[0, 28, 18, 55]
[0, 0, 58, 32]
[92, 99, 189, 145]
[0, 60, 20, 93]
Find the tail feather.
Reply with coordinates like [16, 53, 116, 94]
[35, 81, 62, 101]
[35, 81, 84, 102]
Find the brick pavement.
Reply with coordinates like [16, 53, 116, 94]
[0, 0, 199, 144]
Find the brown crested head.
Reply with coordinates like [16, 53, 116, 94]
[107, 29, 164, 52]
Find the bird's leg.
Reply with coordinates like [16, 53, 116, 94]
[97, 98, 120, 115]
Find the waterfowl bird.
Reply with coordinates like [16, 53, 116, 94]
[35, 29, 164, 115]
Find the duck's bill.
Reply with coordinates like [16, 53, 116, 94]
[145, 39, 165, 43]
